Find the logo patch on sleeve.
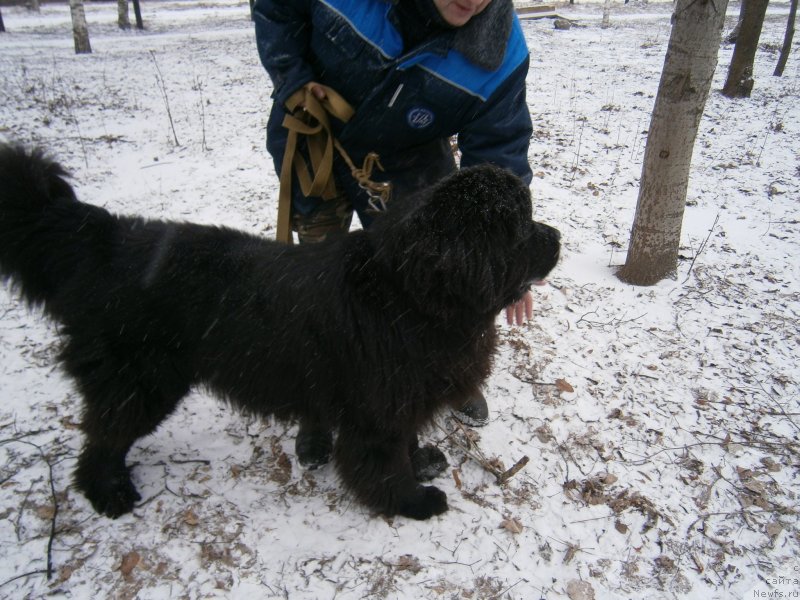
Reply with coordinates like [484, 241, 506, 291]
[406, 107, 435, 129]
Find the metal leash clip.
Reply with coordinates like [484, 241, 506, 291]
[362, 181, 391, 213]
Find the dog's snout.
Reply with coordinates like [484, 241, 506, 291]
[525, 221, 561, 280]
[540, 223, 560, 243]
[530, 222, 561, 248]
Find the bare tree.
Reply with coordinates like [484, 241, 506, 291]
[726, 0, 748, 42]
[69, 0, 92, 54]
[774, 0, 797, 75]
[118, 0, 131, 30]
[132, 0, 144, 30]
[617, 0, 729, 286]
[722, 0, 769, 97]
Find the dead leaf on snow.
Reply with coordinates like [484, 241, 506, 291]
[600, 473, 618, 485]
[760, 457, 781, 472]
[563, 543, 580, 564]
[500, 517, 524, 534]
[766, 521, 783, 540]
[36, 505, 55, 520]
[566, 579, 595, 600]
[535, 424, 554, 444]
[394, 554, 423, 574]
[654, 555, 676, 572]
[487, 457, 505, 474]
[451, 468, 462, 490]
[119, 550, 140, 577]
[183, 508, 200, 527]
[556, 378, 575, 393]
[691, 553, 705, 573]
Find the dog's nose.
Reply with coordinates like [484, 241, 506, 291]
[534, 222, 560, 244]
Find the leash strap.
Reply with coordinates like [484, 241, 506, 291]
[276, 83, 391, 244]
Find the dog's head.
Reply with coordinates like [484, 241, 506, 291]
[372, 165, 560, 322]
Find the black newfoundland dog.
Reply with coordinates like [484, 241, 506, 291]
[0, 144, 560, 520]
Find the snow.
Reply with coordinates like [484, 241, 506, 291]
[0, 1, 798, 598]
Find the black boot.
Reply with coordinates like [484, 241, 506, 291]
[295, 422, 333, 469]
[453, 389, 489, 427]
[293, 194, 353, 243]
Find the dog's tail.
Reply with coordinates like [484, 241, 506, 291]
[0, 143, 115, 310]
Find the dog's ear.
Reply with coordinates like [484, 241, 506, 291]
[376, 165, 533, 321]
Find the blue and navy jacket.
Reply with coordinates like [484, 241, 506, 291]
[253, 0, 533, 217]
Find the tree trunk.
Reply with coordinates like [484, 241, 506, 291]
[118, 0, 131, 30]
[721, 0, 769, 97]
[0, 9, 5, 33]
[132, 0, 144, 30]
[774, 0, 797, 75]
[617, 0, 729, 286]
[602, 0, 611, 28]
[69, 0, 92, 54]
[726, 0, 748, 43]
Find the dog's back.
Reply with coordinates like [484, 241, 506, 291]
[0, 144, 117, 314]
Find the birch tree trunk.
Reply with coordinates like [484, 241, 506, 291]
[69, 0, 92, 54]
[721, 0, 769, 97]
[617, 0, 729, 285]
[118, 0, 131, 30]
[774, 0, 797, 76]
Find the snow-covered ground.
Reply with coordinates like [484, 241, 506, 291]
[0, 1, 798, 598]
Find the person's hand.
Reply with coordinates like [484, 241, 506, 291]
[309, 83, 327, 101]
[504, 281, 548, 326]
[297, 82, 327, 108]
[505, 291, 533, 326]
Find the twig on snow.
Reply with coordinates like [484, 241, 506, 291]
[3, 438, 61, 580]
[682, 213, 719, 284]
[150, 50, 180, 147]
[0, 570, 50, 590]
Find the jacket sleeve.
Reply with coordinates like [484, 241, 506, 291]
[457, 58, 533, 185]
[253, 0, 317, 106]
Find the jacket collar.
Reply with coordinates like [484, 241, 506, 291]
[390, 0, 514, 72]
[450, 0, 514, 71]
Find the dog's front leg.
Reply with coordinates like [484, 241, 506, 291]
[408, 434, 448, 482]
[334, 429, 448, 520]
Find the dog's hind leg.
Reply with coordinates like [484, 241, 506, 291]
[63, 343, 190, 518]
[334, 428, 448, 520]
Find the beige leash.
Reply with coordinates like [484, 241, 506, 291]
[277, 83, 391, 244]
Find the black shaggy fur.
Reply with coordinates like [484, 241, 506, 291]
[0, 144, 560, 520]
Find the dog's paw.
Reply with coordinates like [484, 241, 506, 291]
[81, 473, 141, 519]
[411, 445, 448, 481]
[398, 485, 448, 520]
[295, 428, 333, 470]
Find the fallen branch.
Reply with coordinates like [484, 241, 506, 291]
[438, 420, 529, 485]
[3, 439, 61, 580]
